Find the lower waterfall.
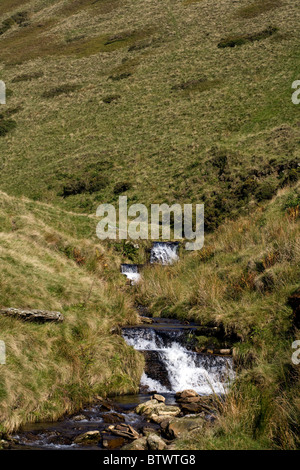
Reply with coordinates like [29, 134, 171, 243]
[122, 326, 234, 395]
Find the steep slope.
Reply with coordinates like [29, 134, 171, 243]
[0, 191, 143, 433]
[136, 184, 300, 449]
[0, 0, 299, 230]
[0, 0, 299, 450]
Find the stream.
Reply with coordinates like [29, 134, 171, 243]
[9, 243, 234, 450]
[10, 319, 233, 450]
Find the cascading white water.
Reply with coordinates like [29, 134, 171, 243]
[150, 242, 179, 265]
[121, 264, 141, 284]
[123, 327, 234, 395]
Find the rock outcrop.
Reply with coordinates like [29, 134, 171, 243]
[143, 351, 172, 389]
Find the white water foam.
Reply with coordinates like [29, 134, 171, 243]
[121, 264, 141, 284]
[150, 242, 179, 265]
[123, 328, 234, 395]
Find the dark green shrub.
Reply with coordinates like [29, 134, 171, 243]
[59, 175, 108, 197]
[115, 240, 138, 261]
[0, 11, 28, 35]
[282, 193, 300, 211]
[86, 175, 108, 193]
[113, 181, 132, 194]
[255, 182, 277, 201]
[11, 11, 29, 25]
[0, 18, 14, 35]
[235, 177, 258, 199]
[0, 118, 17, 137]
[280, 168, 300, 187]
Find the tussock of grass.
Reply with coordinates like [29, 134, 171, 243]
[58, 174, 109, 197]
[42, 84, 82, 99]
[171, 78, 221, 95]
[218, 26, 278, 48]
[12, 71, 43, 83]
[113, 181, 132, 194]
[102, 94, 121, 104]
[237, 0, 283, 19]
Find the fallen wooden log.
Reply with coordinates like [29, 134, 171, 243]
[0, 308, 63, 323]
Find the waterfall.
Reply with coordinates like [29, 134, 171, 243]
[150, 242, 179, 265]
[122, 327, 234, 395]
[121, 264, 141, 284]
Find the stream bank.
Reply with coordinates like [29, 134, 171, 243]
[6, 315, 235, 450]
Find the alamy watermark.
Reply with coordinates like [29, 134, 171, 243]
[0, 80, 6, 105]
[0, 341, 6, 365]
[96, 197, 204, 251]
[292, 80, 300, 105]
[292, 340, 300, 365]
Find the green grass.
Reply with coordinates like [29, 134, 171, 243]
[0, 0, 299, 449]
[236, 0, 283, 19]
[0, 0, 299, 223]
[135, 185, 300, 449]
[0, 192, 144, 433]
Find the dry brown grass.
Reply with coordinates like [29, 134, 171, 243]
[0, 191, 144, 433]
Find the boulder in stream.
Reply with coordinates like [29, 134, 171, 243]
[72, 414, 87, 422]
[162, 416, 205, 440]
[103, 412, 124, 424]
[175, 390, 217, 415]
[74, 430, 101, 445]
[152, 394, 165, 403]
[175, 389, 199, 399]
[135, 399, 181, 422]
[139, 316, 153, 324]
[143, 351, 172, 389]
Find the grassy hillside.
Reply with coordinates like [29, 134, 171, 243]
[136, 184, 300, 449]
[0, 0, 299, 450]
[0, 0, 299, 230]
[0, 191, 143, 433]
